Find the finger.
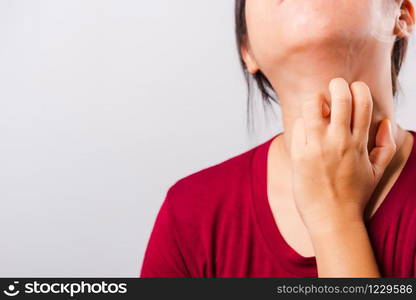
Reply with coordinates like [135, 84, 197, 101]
[369, 119, 397, 183]
[350, 81, 373, 146]
[301, 95, 327, 143]
[329, 78, 353, 135]
[291, 117, 307, 160]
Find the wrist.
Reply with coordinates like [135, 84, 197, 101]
[301, 203, 365, 237]
[309, 220, 380, 277]
[307, 218, 367, 240]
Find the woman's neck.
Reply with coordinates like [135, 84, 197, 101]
[266, 41, 404, 160]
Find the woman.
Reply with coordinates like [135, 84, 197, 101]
[141, 0, 416, 277]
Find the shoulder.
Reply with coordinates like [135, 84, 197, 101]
[167, 144, 256, 203]
[163, 137, 272, 222]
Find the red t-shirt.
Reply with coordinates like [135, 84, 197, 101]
[140, 130, 416, 278]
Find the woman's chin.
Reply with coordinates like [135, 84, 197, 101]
[281, 30, 360, 55]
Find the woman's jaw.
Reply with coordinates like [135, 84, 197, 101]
[243, 0, 405, 152]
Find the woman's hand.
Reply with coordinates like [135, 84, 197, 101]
[290, 78, 396, 232]
[290, 78, 397, 277]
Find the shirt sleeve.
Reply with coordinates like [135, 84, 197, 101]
[140, 186, 190, 278]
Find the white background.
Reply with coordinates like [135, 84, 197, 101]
[0, 0, 415, 276]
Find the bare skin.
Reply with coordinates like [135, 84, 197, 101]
[269, 79, 415, 277]
[268, 123, 414, 259]
[241, 0, 416, 277]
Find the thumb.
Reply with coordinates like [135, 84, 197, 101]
[369, 119, 397, 183]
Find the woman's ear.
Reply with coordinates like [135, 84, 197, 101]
[394, 0, 415, 38]
[241, 38, 259, 74]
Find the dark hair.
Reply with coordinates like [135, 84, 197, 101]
[235, 0, 408, 130]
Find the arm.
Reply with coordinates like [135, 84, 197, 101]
[140, 187, 190, 278]
[290, 78, 396, 277]
[309, 217, 380, 277]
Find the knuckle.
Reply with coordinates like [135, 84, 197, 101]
[330, 135, 350, 154]
[353, 138, 367, 153]
[361, 97, 373, 112]
[337, 142, 349, 155]
[355, 91, 373, 106]
[335, 98, 352, 109]
[355, 97, 373, 114]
